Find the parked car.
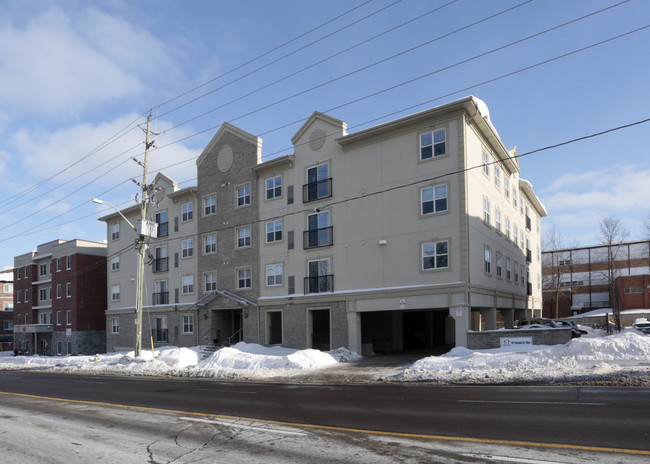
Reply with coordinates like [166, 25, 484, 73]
[519, 318, 581, 338]
[632, 318, 650, 335]
[554, 320, 588, 336]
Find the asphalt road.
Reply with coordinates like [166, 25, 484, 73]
[1, 370, 648, 454]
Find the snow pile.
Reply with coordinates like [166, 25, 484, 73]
[198, 343, 340, 373]
[400, 331, 650, 383]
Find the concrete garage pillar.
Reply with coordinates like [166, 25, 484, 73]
[346, 306, 362, 355]
[449, 306, 470, 348]
[480, 308, 497, 331]
[500, 308, 515, 329]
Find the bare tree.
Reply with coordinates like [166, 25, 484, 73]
[596, 216, 629, 332]
[642, 211, 650, 240]
[542, 226, 575, 319]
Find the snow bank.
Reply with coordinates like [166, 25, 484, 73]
[401, 331, 650, 383]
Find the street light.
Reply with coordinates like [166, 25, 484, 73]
[93, 197, 147, 358]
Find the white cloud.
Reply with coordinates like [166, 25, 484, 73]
[540, 165, 650, 245]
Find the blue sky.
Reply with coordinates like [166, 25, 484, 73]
[0, 0, 648, 267]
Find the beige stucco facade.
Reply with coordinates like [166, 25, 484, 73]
[255, 96, 546, 353]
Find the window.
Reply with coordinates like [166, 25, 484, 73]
[155, 211, 168, 237]
[24, 289, 29, 302]
[421, 184, 447, 215]
[66, 256, 72, 270]
[266, 263, 283, 286]
[504, 177, 510, 199]
[305, 211, 332, 248]
[266, 175, 282, 200]
[182, 315, 194, 334]
[66, 310, 72, 325]
[513, 188, 518, 208]
[39, 263, 47, 277]
[304, 163, 331, 202]
[65, 282, 72, 297]
[182, 275, 194, 294]
[236, 226, 251, 248]
[16, 291, 21, 303]
[422, 241, 449, 270]
[111, 317, 119, 334]
[56, 284, 61, 299]
[266, 220, 282, 243]
[17, 314, 21, 324]
[506, 217, 511, 240]
[306, 258, 332, 293]
[514, 263, 520, 283]
[236, 184, 251, 207]
[56, 311, 61, 325]
[181, 201, 193, 222]
[495, 208, 502, 233]
[16, 268, 21, 280]
[520, 230, 525, 250]
[153, 245, 168, 273]
[624, 287, 644, 294]
[520, 197, 525, 215]
[419, 128, 446, 159]
[482, 148, 490, 176]
[4, 283, 12, 292]
[153, 316, 168, 342]
[204, 272, 217, 293]
[111, 256, 120, 271]
[111, 223, 120, 240]
[24, 266, 28, 278]
[506, 258, 512, 280]
[182, 239, 194, 258]
[153, 280, 168, 305]
[514, 224, 519, 245]
[111, 285, 120, 301]
[203, 194, 216, 216]
[237, 267, 252, 290]
[483, 197, 491, 225]
[39, 288, 48, 301]
[484, 247, 492, 274]
[3, 320, 13, 331]
[496, 253, 503, 278]
[494, 165, 501, 189]
[203, 234, 216, 254]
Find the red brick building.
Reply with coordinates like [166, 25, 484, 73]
[543, 240, 650, 319]
[13, 239, 107, 355]
[0, 268, 13, 350]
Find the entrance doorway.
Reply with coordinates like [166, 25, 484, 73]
[310, 309, 330, 351]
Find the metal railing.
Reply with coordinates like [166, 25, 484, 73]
[304, 275, 334, 294]
[303, 178, 332, 203]
[152, 291, 169, 305]
[303, 226, 333, 249]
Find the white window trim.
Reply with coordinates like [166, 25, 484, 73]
[203, 194, 216, 217]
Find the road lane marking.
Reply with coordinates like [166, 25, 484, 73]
[458, 400, 607, 406]
[1, 391, 648, 457]
[462, 454, 569, 464]
[179, 416, 307, 436]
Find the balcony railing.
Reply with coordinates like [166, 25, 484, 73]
[304, 275, 334, 294]
[303, 178, 332, 203]
[152, 328, 168, 343]
[303, 226, 333, 249]
[157, 222, 168, 237]
[152, 291, 169, 305]
[153, 257, 168, 273]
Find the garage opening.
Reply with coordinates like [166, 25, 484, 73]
[361, 310, 452, 353]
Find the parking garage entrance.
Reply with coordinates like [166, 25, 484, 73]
[360, 310, 453, 353]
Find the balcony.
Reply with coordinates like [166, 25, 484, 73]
[304, 275, 333, 294]
[303, 227, 333, 249]
[153, 257, 168, 273]
[152, 291, 169, 305]
[157, 222, 168, 238]
[152, 328, 168, 343]
[303, 178, 332, 203]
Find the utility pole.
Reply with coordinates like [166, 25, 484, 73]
[134, 110, 154, 358]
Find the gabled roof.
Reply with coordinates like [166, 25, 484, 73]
[196, 122, 261, 167]
[291, 111, 347, 146]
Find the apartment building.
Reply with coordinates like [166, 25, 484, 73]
[13, 239, 107, 355]
[100, 173, 200, 352]
[255, 96, 546, 354]
[543, 240, 650, 318]
[0, 268, 13, 348]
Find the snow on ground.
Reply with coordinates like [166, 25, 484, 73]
[0, 329, 648, 384]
